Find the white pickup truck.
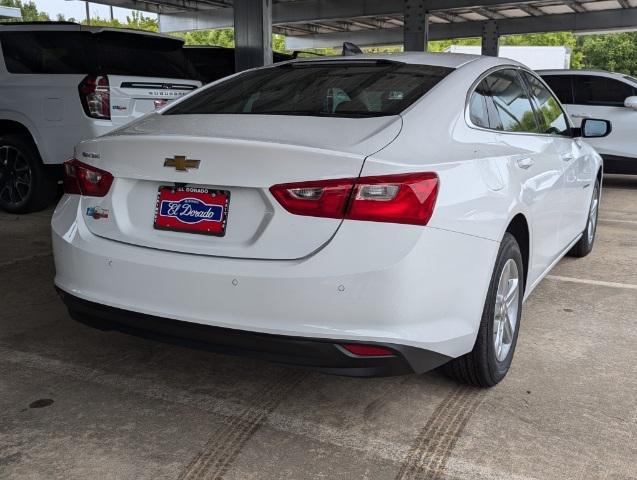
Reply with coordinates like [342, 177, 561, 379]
[0, 22, 201, 213]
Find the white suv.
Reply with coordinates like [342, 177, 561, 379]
[539, 69, 637, 174]
[0, 22, 201, 213]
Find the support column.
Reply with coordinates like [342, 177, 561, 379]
[233, 0, 272, 72]
[404, 0, 429, 52]
[481, 20, 500, 57]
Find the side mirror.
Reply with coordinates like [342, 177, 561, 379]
[624, 96, 637, 110]
[580, 118, 612, 138]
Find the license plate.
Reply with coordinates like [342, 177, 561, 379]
[153, 186, 229, 236]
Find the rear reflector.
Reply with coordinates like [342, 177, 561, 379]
[63, 159, 113, 197]
[342, 344, 396, 357]
[270, 172, 439, 225]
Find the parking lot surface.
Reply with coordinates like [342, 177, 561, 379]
[1, 175, 636, 480]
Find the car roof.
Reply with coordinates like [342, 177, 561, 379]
[286, 51, 525, 70]
[0, 21, 181, 42]
[537, 69, 628, 79]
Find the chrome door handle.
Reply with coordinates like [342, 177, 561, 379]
[516, 157, 534, 169]
[561, 154, 575, 162]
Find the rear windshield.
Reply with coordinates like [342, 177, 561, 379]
[94, 31, 196, 79]
[165, 61, 454, 117]
[0, 30, 196, 79]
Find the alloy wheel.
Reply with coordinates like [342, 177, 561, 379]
[493, 258, 520, 362]
[0, 145, 32, 207]
[587, 184, 600, 244]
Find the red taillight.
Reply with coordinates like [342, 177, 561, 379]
[269, 178, 354, 219]
[270, 172, 439, 225]
[342, 344, 396, 357]
[79, 75, 110, 120]
[63, 159, 113, 197]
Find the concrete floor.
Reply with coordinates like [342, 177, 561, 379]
[1, 175, 636, 480]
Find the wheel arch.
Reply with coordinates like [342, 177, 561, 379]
[0, 118, 42, 160]
[505, 213, 530, 292]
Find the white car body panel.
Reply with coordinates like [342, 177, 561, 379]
[52, 52, 602, 366]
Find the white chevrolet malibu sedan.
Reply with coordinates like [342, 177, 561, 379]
[52, 53, 610, 386]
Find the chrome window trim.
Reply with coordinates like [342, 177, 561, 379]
[465, 64, 573, 138]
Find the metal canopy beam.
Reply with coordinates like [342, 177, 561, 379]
[158, 0, 541, 32]
[233, 0, 272, 71]
[404, 0, 429, 51]
[481, 20, 499, 56]
[285, 7, 637, 48]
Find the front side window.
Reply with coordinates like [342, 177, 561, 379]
[573, 75, 636, 107]
[484, 69, 539, 133]
[166, 61, 454, 117]
[522, 72, 570, 136]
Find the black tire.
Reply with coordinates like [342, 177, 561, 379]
[444, 233, 524, 387]
[567, 178, 600, 258]
[0, 134, 57, 213]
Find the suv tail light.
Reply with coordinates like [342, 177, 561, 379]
[78, 75, 110, 120]
[63, 159, 113, 197]
[270, 172, 439, 225]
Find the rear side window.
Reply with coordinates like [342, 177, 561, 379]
[522, 72, 570, 136]
[573, 75, 636, 107]
[485, 69, 539, 133]
[541, 75, 574, 104]
[469, 79, 501, 129]
[166, 61, 454, 117]
[0, 32, 91, 74]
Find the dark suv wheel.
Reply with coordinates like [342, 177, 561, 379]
[0, 134, 57, 213]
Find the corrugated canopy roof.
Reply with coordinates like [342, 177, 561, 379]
[87, 1, 637, 46]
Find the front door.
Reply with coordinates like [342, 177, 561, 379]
[567, 75, 637, 160]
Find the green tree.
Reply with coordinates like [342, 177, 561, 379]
[74, 11, 158, 32]
[0, 0, 49, 21]
[578, 32, 637, 76]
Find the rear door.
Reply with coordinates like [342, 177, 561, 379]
[485, 69, 565, 283]
[523, 71, 590, 247]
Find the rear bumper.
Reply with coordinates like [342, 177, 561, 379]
[57, 288, 450, 377]
[52, 195, 500, 364]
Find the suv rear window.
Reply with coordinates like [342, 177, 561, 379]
[94, 31, 196, 79]
[165, 61, 454, 117]
[0, 30, 195, 79]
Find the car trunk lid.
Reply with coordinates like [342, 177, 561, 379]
[77, 114, 402, 260]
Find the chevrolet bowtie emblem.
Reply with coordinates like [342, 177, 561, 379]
[164, 155, 200, 172]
